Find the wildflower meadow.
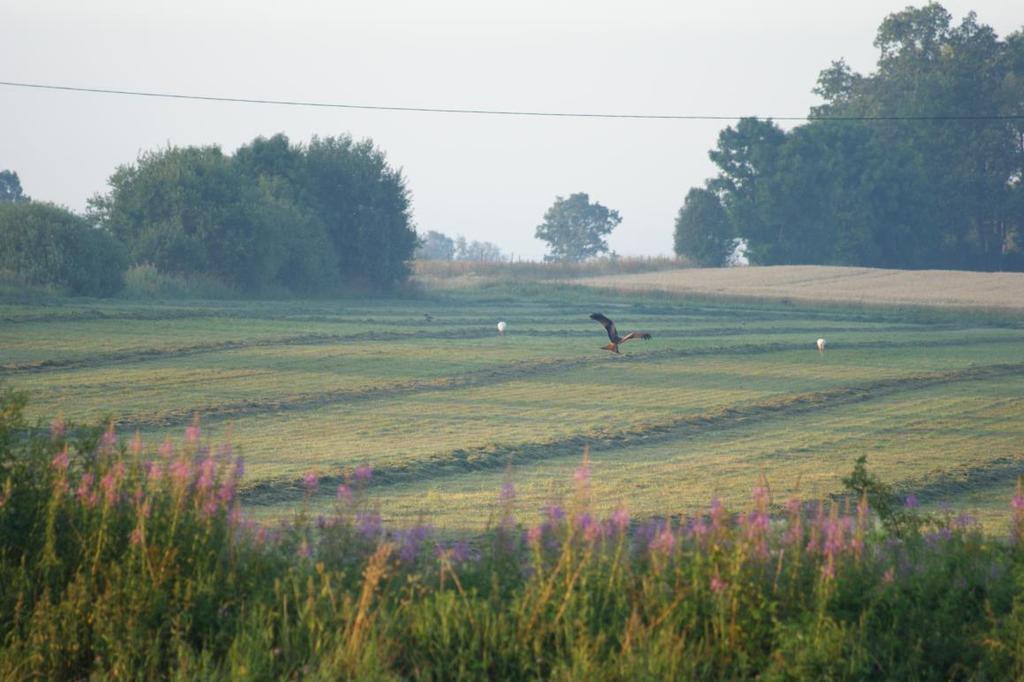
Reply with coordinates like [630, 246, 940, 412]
[4, 386, 1024, 679]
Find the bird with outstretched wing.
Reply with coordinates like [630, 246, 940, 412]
[590, 313, 651, 354]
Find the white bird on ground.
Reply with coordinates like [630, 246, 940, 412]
[497, 320, 507, 336]
[817, 337, 826, 353]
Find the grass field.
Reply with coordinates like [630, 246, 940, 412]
[3, 274, 1023, 533]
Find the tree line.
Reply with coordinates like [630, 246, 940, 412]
[0, 134, 418, 296]
[675, 4, 1024, 271]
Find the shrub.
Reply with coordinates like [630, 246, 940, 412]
[0, 202, 128, 296]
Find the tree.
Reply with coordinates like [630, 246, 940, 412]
[0, 170, 27, 203]
[415, 231, 456, 260]
[0, 202, 128, 295]
[90, 133, 418, 293]
[454, 236, 504, 262]
[535, 193, 621, 262]
[673, 188, 734, 266]
[300, 135, 418, 289]
[684, 4, 1024, 272]
[89, 145, 286, 293]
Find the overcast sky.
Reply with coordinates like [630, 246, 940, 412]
[2, 1, 1020, 259]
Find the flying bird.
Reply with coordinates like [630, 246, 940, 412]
[590, 313, 651, 354]
[816, 337, 826, 353]
[497, 320, 507, 336]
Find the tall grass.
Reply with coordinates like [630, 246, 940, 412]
[3, 388, 1024, 679]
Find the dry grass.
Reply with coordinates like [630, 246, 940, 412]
[569, 265, 1024, 310]
[412, 256, 688, 290]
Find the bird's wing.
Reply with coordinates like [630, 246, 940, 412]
[619, 331, 652, 343]
[590, 313, 618, 342]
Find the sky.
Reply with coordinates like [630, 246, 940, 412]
[1, 1, 1021, 260]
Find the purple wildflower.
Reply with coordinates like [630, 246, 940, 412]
[303, 471, 319, 493]
[546, 504, 566, 525]
[904, 494, 919, 509]
[353, 465, 373, 483]
[336, 483, 352, 503]
[357, 511, 383, 539]
[196, 455, 216, 494]
[185, 423, 200, 443]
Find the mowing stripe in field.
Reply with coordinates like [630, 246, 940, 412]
[238, 361, 1024, 506]
[18, 332, 1022, 428]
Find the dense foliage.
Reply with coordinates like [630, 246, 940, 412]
[673, 187, 735, 266]
[0, 202, 128, 296]
[0, 170, 28, 204]
[677, 4, 1024, 271]
[536, 193, 621, 262]
[5, 391, 1024, 679]
[89, 133, 416, 294]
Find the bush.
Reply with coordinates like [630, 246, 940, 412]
[121, 264, 238, 300]
[0, 202, 128, 296]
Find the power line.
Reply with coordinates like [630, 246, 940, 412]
[1, 79, 1022, 122]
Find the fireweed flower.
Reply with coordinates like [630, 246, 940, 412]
[573, 462, 591, 486]
[50, 415, 66, 440]
[185, 422, 200, 443]
[101, 424, 117, 451]
[145, 461, 163, 485]
[526, 525, 544, 547]
[303, 471, 319, 493]
[336, 483, 352, 504]
[159, 439, 174, 459]
[610, 507, 630, 533]
[169, 458, 192, 488]
[649, 522, 676, 555]
[353, 465, 373, 483]
[77, 473, 97, 508]
[51, 448, 70, 473]
[130, 432, 144, 457]
[196, 455, 216, 494]
[710, 498, 727, 532]
[710, 575, 727, 594]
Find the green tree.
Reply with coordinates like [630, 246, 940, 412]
[299, 135, 417, 289]
[0, 202, 128, 295]
[673, 188, 734, 266]
[0, 170, 27, 203]
[415, 231, 456, 260]
[90, 146, 285, 293]
[687, 4, 1024, 272]
[535, 192, 621, 262]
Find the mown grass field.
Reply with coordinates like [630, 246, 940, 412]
[3, 277, 1023, 532]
